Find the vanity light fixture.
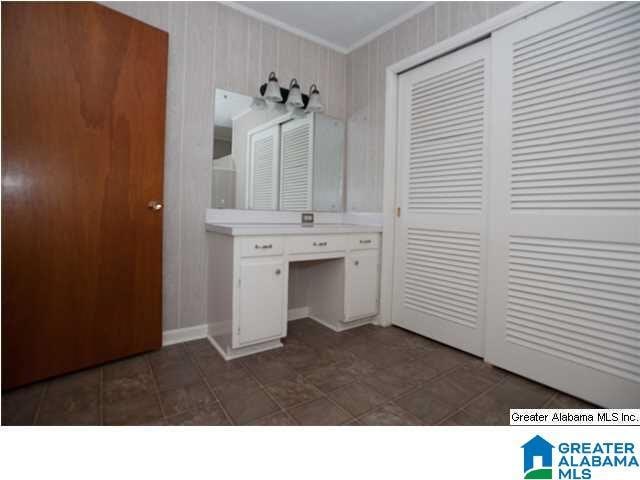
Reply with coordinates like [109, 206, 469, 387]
[250, 96, 267, 110]
[305, 84, 324, 113]
[263, 72, 283, 102]
[285, 78, 304, 108]
[258, 72, 323, 114]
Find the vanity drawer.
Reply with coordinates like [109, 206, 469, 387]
[240, 236, 284, 257]
[286, 234, 347, 254]
[350, 233, 379, 250]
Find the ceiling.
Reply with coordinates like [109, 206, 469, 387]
[226, 1, 432, 53]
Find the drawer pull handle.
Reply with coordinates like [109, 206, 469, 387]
[255, 244, 273, 249]
[359, 239, 372, 244]
[313, 241, 328, 247]
[275, 269, 281, 275]
[354, 260, 359, 266]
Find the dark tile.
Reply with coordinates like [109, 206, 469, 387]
[242, 357, 297, 384]
[360, 368, 419, 399]
[349, 342, 415, 368]
[288, 398, 352, 426]
[414, 347, 476, 374]
[281, 342, 327, 372]
[200, 361, 250, 390]
[488, 375, 555, 408]
[1, 383, 44, 426]
[159, 381, 217, 417]
[338, 357, 377, 377]
[304, 364, 357, 392]
[103, 372, 155, 404]
[462, 376, 555, 425]
[103, 393, 163, 426]
[420, 371, 494, 408]
[193, 352, 230, 373]
[359, 402, 421, 426]
[545, 392, 597, 409]
[248, 411, 297, 426]
[453, 359, 508, 385]
[153, 361, 201, 392]
[46, 367, 101, 397]
[103, 355, 149, 381]
[165, 403, 231, 426]
[182, 338, 215, 357]
[212, 375, 262, 397]
[327, 382, 387, 416]
[217, 386, 279, 425]
[148, 344, 188, 370]
[460, 396, 510, 426]
[385, 358, 440, 384]
[318, 346, 359, 365]
[394, 386, 456, 424]
[38, 385, 100, 426]
[439, 410, 477, 426]
[265, 376, 323, 408]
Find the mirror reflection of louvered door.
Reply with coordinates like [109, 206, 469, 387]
[486, 1, 640, 407]
[280, 116, 314, 211]
[249, 125, 279, 210]
[392, 39, 491, 356]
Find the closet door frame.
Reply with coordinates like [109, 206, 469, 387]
[379, 2, 550, 327]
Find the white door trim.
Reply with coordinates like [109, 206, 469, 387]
[379, 1, 554, 326]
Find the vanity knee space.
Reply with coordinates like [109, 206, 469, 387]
[206, 225, 381, 360]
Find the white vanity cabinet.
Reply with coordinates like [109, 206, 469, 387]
[346, 249, 380, 321]
[237, 257, 286, 346]
[206, 223, 382, 360]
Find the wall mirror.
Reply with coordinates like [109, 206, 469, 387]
[211, 88, 345, 211]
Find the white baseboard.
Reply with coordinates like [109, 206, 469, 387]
[287, 307, 310, 321]
[207, 335, 282, 360]
[162, 324, 208, 346]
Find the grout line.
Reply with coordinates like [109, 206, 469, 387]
[145, 353, 170, 424]
[435, 372, 511, 426]
[99, 367, 104, 426]
[541, 391, 559, 409]
[189, 349, 236, 426]
[32, 382, 49, 426]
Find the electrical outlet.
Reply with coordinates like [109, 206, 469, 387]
[301, 212, 314, 225]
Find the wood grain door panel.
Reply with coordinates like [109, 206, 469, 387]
[2, 3, 168, 389]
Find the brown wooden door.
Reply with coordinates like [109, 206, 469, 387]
[2, 2, 167, 389]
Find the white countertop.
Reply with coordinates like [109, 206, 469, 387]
[206, 222, 383, 236]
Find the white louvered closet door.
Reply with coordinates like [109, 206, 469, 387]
[280, 116, 314, 211]
[249, 125, 279, 210]
[486, 2, 640, 407]
[392, 39, 491, 356]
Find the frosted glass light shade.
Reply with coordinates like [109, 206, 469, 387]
[305, 84, 324, 113]
[286, 78, 304, 108]
[250, 96, 267, 110]
[264, 72, 282, 102]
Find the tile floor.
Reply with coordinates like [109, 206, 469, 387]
[1, 319, 595, 426]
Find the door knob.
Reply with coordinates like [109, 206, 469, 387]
[147, 201, 163, 211]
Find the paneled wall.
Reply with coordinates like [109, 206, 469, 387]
[346, 1, 520, 212]
[101, 2, 347, 332]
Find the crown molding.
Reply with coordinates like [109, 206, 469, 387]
[221, 1, 350, 54]
[347, 2, 434, 52]
[221, 1, 435, 55]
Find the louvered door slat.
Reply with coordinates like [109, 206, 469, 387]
[487, 1, 640, 407]
[394, 39, 490, 357]
[279, 116, 313, 211]
[249, 125, 279, 210]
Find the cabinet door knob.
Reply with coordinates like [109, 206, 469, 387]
[354, 260, 359, 266]
[275, 269, 281, 275]
[147, 201, 163, 211]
